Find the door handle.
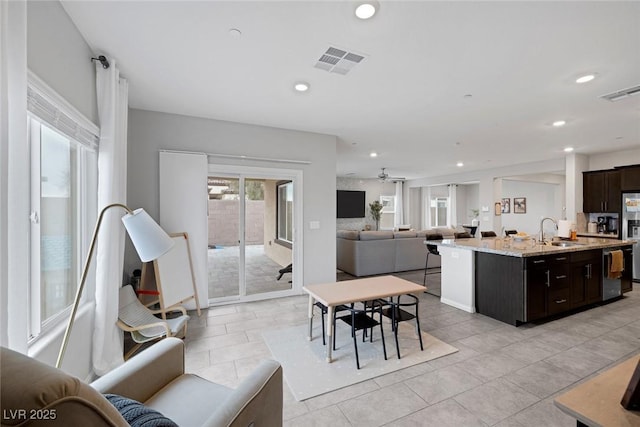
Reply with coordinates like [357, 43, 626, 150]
[546, 270, 550, 287]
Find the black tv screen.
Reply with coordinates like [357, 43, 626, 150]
[337, 190, 365, 218]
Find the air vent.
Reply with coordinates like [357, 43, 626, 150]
[600, 84, 640, 102]
[314, 46, 366, 75]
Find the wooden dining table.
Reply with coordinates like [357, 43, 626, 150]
[303, 275, 426, 362]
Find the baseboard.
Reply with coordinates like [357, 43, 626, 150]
[440, 297, 475, 313]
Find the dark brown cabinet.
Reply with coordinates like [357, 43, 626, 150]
[620, 165, 640, 191]
[526, 256, 549, 321]
[570, 250, 602, 308]
[583, 170, 621, 213]
[622, 246, 633, 293]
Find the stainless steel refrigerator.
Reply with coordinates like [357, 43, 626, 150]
[622, 193, 640, 281]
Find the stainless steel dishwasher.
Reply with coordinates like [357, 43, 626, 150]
[602, 248, 623, 301]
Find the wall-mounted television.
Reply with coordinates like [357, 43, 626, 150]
[337, 190, 365, 218]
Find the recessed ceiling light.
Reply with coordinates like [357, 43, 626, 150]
[564, 147, 574, 153]
[552, 120, 566, 127]
[576, 74, 595, 84]
[355, 2, 378, 19]
[370, 152, 378, 158]
[456, 162, 464, 167]
[294, 82, 310, 92]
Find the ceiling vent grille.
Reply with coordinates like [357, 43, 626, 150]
[314, 46, 366, 75]
[600, 84, 640, 102]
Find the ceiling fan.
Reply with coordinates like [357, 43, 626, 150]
[377, 168, 405, 182]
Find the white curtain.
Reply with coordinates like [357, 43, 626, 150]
[394, 181, 404, 228]
[424, 187, 432, 229]
[93, 59, 129, 375]
[448, 184, 457, 228]
[1, 0, 29, 350]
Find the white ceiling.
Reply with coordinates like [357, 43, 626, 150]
[61, 1, 640, 180]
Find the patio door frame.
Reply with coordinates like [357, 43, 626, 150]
[207, 163, 303, 305]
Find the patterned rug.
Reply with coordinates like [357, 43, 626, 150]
[263, 319, 457, 401]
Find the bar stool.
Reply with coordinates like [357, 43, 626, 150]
[423, 233, 442, 287]
[481, 231, 497, 237]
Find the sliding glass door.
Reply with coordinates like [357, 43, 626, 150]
[207, 167, 299, 303]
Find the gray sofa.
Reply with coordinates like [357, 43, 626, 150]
[337, 228, 455, 277]
[1, 338, 282, 427]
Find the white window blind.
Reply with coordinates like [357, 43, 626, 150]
[27, 72, 99, 150]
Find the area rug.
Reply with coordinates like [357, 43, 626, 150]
[262, 320, 458, 401]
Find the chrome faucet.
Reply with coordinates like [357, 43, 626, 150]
[539, 217, 557, 243]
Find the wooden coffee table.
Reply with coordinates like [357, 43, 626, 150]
[554, 354, 640, 426]
[303, 275, 425, 362]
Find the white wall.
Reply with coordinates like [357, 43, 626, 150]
[127, 109, 337, 288]
[27, 0, 97, 125]
[336, 177, 395, 230]
[501, 179, 563, 237]
[589, 148, 640, 171]
[2, 0, 98, 378]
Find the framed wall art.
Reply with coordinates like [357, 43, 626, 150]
[501, 198, 510, 214]
[514, 197, 527, 214]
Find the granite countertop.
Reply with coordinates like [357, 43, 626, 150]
[576, 231, 619, 238]
[433, 236, 633, 257]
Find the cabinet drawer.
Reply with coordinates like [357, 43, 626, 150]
[548, 289, 571, 314]
[550, 265, 570, 290]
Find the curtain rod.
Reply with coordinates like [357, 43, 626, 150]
[159, 149, 311, 165]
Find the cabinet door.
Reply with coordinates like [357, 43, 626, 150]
[583, 172, 605, 212]
[621, 166, 640, 191]
[570, 263, 589, 308]
[622, 247, 633, 293]
[526, 258, 549, 321]
[585, 260, 602, 303]
[605, 170, 621, 213]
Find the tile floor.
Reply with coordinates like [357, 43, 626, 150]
[184, 282, 640, 427]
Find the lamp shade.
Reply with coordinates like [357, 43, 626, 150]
[121, 208, 174, 262]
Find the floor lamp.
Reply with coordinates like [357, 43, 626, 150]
[56, 203, 174, 368]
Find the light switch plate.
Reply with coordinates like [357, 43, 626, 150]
[309, 221, 320, 230]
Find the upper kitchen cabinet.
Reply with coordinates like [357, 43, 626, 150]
[620, 165, 640, 191]
[583, 170, 621, 213]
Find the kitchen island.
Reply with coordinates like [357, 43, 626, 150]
[435, 237, 634, 325]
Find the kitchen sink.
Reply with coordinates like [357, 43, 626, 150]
[551, 241, 585, 247]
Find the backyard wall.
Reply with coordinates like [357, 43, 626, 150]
[208, 200, 264, 246]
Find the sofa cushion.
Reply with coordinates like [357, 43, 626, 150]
[393, 231, 418, 239]
[145, 374, 231, 427]
[336, 230, 360, 240]
[104, 394, 177, 427]
[359, 231, 394, 241]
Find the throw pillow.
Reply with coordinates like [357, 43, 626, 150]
[104, 394, 178, 427]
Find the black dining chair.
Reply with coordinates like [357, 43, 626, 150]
[481, 231, 497, 237]
[505, 229, 518, 237]
[423, 233, 442, 287]
[381, 294, 423, 359]
[337, 301, 388, 369]
[310, 302, 348, 348]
